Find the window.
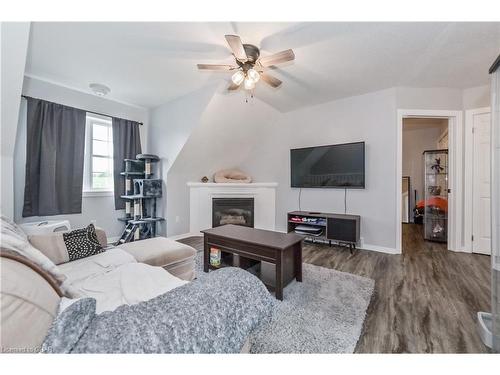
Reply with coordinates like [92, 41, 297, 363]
[83, 114, 114, 194]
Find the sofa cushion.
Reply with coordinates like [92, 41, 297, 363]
[117, 237, 196, 268]
[58, 248, 187, 313]
[165, 257, 196, 281]
[1, 256, 61, 353]
[28, 233, 69, 265]
[58, 248, 137, 285]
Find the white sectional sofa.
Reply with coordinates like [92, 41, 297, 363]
[1, 216, 270, 353]
[0, 217, 199, 349]
[25, 227, 197, 313]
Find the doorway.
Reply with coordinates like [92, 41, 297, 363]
[401, 118, 449, 253]
[396, 109, 463, 254]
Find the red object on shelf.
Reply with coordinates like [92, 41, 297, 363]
[416, 196, 448, 213]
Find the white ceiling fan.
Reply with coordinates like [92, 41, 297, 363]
[197, 34, 295, 91]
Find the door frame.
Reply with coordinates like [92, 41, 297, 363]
[402, 176, 411, 223]
[464, 107, 491, 253]
[396, 109, 464, 254]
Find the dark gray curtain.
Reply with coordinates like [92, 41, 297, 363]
[23, 98, 86, 217]
[112, 118, 142, 210]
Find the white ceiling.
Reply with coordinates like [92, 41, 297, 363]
[25, 22, 500, 111]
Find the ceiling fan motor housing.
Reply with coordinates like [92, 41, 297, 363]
[238, 44, 260, 66]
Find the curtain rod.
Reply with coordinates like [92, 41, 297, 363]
[21, 95, 143, 126]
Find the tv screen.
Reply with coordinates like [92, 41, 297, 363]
[291, 142, 365, 188]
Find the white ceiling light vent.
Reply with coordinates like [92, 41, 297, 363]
[89, 83, 111, 97]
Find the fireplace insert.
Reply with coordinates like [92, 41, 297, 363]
[212, 198, 254, 228]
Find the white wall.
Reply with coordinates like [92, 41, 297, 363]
[13, 76, 150, 239]
[395, 87, 463, 110]
[463, 85, 491, 109]
[164, 87, 283, 238]
[402, 121, 447, 220]
[148, 83, 220, 234]
[148, 85, 490, 253]
[247, 88, 398, 252]
[1, 22, 30, 218]
[158, 88, 398, 252]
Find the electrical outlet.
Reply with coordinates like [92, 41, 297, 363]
[175, 216, 180, 223]
[91, 219, 97, 225]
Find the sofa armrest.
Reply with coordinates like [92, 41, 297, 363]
[94, 227, 108, 248]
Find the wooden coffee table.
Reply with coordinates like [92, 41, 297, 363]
[201, 224, 303, 300]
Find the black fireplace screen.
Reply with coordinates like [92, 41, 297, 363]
[212, 198, 254, 228]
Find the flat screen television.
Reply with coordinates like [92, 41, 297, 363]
[290, 142, 365, 188]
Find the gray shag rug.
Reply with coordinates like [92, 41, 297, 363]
[193, 251, 374, 353]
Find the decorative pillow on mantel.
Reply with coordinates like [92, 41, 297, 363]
[213, 168, 252, 183]
[62, 224, 104, 262]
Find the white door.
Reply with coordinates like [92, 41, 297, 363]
[472, 110, 492, 255]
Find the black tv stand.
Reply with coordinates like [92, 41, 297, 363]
[287, 211, 360, 252]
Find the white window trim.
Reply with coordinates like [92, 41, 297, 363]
[82, 190, 114, 198]
[83, 114, 114, 196]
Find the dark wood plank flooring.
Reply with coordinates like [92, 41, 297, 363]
[178, 224, 491, 353]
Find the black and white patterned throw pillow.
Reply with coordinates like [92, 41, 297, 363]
[63, 224, 104, 261]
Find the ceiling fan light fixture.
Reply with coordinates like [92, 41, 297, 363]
[247, 68, 260, 83]
[197, 34, 295, 96]
[244, 77, 255, 90]
[231, 70, 245, 86]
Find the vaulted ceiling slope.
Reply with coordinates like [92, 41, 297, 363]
[25, 22, 500, 111]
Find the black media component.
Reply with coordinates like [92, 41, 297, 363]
[287, 211, 360, 253]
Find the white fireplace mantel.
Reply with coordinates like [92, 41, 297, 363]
[187, 182, 278, 188]
[188, 182, 277, 233]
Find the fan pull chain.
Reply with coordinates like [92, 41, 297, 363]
[245, 90, 254, 103]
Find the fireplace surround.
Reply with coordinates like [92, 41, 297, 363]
[188, 182, 277, 233]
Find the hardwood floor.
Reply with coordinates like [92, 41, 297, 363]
[178, 224, 491, 353]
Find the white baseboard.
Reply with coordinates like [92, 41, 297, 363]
[449, 246, 470, 253]
[302, 238, 399, 255]
[360, 243, 400, 255]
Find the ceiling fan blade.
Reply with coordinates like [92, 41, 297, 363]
[258, 49, 295, 67]
[227, 82, 240, 91]
[225, 35, 248, 62]
[261, 73, 282, 88]
[197, 64, 236, 71]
